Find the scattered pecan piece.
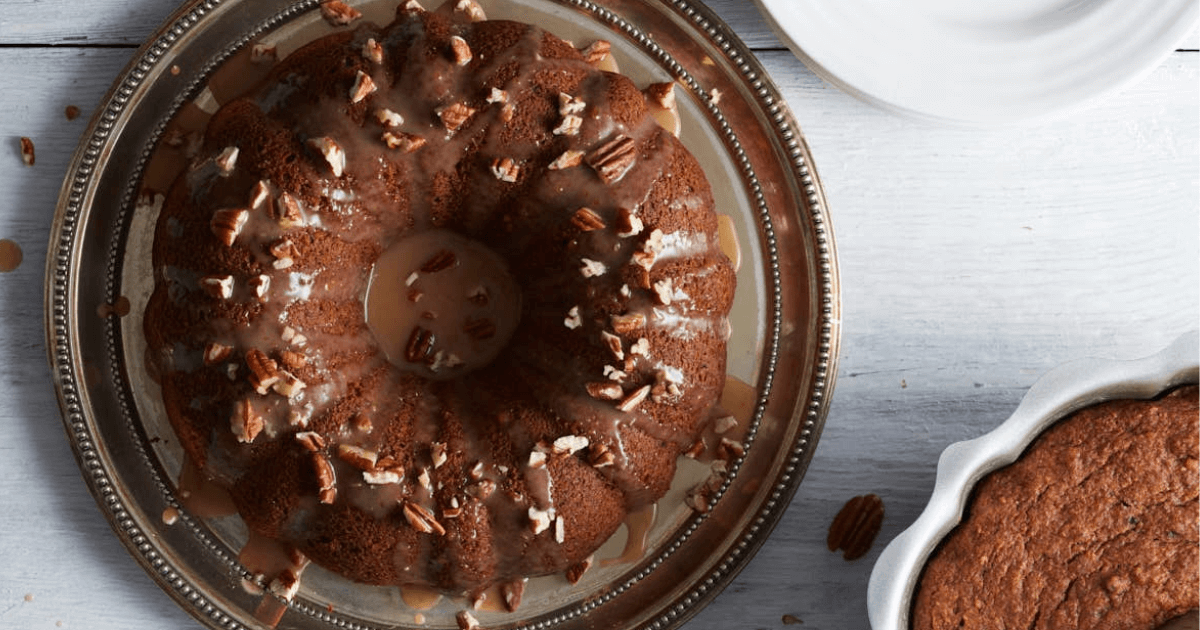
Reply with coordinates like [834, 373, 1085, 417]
[374, 107, 403, 127]
[203, 342, 233, 366]
[548, 149, 584, 170]
[653, 278, 673, 305]
[312, 453, 337, 504]
[589, 444, 615, 468]
[490, 157, 519, 182]
[268, 568, 301, 601]
[581, 40, 611, 65]
[449, 35, 472, 66]
[616, 384, 651, 412]
[565, 555, 594, 584]
[337, 444, 378, 470]
[251, 43, 277, 64]
[382, 130, 426, 152]
[248, 274, 270, 302]
[210, 208, 248, 246]
[486, 87, 507, 104]
[586, 381, 623, 401]
[401, 0, 425, 13]
[645, 82, 676, 110]
[571, 207, 605, 231]
[405, 326, 435, 363]
[199, 275, 234, 300]
[600, 331, 624, 360]
[827, 494, 884, 561]
[552, 114, 582, 136]
[349, 70, 377, 104]
[19, 137, 34, 166]
[563, 306, 582, 330]
[453, 0, 486, 21]
[614, 207, 643, 237]
[319, 0, 361, 26]
[501, 579, 526, 612]
[214, 146, 239, 174]
[420, 249, 458, 272]
[587, 134, 637, 184]
[610, 312, 646, 335]
[558, 92, 586, 116]
[580, 258, 606, 278]
[438, 102, 476, 132]
[307, 136, 345, 177]
[552, 435, 589, 455]
[249, 180, 272, 210]
[456, 610, 480, 630]
[294, 431, 326, 452]
[245, 349, 281, 394]
[403, 501, 447, 536]
[527, 507, 553, 535]
[362, 38, 384, 64]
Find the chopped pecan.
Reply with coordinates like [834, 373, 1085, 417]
[270, 239, 300, 269]
[548, 149, 584, 170]
[456, 610, 480, 630]
[420, 249, 458, 272]
[600, 331, 624, 360]
[19, 137, 34, 166]
[653, 278, 673, 305]
[401, 0, 425, 12]
[405, 326, 435, 363]
[564, 306, 582, 330]
[349, 70, 377, 104]
[716, 437, 745, 460]
[312, 453, 337, 504]
[269, 568, 301, 601]
[587, 135, 637, 184]
[210, 208, 248, 246]
[827, 494, 884, 561]
[374, 107, 403, 127]
[203, 342, 233, 366]
[199, 275, 233, 300]
[336, 444, 378, 470]
[453, 0, 486, 21]
[214, 146, 239, 174]
[248, 274, 270, 302]
[558, 92, 586, 116]
[431, 441, 448, 468]
[449, 35, 472, 66]
[713, 415, 738, 434]
[580, 40, 611, 65]
[527, 507, 552, 535]
[629, 337, 650, 357]
[580, 258, 606, 278]
[307, 136, 345, 177]
[249, 180, 272, 210]
[294, 431, 326, 452]
[586, 381, 623, 401]
[565, 555, 594, 584]
[279, 350, 307, 371]
[500, 579, 526, 612]
[610, 312, 646, 335]
[645, 82, 676, 110]
[571, 207, 605, 231]
[616, 384, 651, 412]
[486, 87, 507, 104]
[273, 192, 304, 228]
[245, 349, 281, 394]
[490, 157, 519, 182]
[589, 444, 615, 468]
[363, 468, 402, 485]
[382, 130, 426, 153]
[251, 43, 277, 64]
[319, 0, 361, 26]
[403, 500, 447, 535]
[552, 435, 589, 455]
[552, 115, 582, 136]
[438, 102, 476, 132]
[614, 207, 643, 237]
[231, 399, 262, 443]
[362, 38, 384, 64]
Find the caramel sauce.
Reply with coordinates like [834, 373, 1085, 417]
[601, 504, 656, 567]
[365, 230, 521, 379]
[0, 239, 23, 272]
[399, 584, 442, 610]
[176, 457, 237, 518]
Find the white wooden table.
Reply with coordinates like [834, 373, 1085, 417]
[0, 1, 1196, 628]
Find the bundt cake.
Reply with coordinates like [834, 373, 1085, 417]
[142, 0, 736, 601]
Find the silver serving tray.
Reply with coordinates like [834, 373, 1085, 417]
[45, 1, 840, 628]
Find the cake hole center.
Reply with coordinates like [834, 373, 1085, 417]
[365, 229, 521, 379]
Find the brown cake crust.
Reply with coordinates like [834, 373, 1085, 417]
[912, 385, 1199, 630]
[143, 2, 734, 597]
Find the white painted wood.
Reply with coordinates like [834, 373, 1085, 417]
[0, 2, 1196, 629]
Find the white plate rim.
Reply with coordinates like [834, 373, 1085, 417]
[753, 0, 1199, 126]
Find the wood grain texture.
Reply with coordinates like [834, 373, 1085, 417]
[0, 1, 1196, 629]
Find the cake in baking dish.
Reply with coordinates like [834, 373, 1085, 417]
[142, 0, 735, 599]
[912, 385, 1198, 630]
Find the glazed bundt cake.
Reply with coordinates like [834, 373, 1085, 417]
[143, 0, 735, 599]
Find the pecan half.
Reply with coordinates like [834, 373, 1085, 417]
[571, 207, 605, 231]
[405, 326, 435, 363]
[231, 399, 262, 443]
[827, 494, 884, 561]
[438, 102, 476, 132]
[616, 384, 651, 412]
[586, 135, 637, 184]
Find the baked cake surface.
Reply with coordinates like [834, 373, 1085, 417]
[142, 1, 735, 598]
[911, 385, 1199, 630]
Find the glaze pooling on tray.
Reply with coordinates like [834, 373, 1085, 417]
[142, 1, 736, 597]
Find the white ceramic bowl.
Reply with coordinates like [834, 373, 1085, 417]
[867, 330, 1200, 630]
